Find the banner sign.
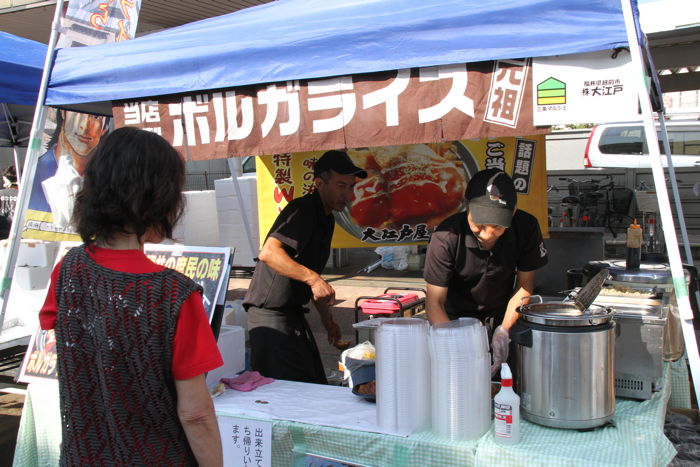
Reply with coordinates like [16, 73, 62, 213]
[532, 50, 639, 125]
[18, 327, 59, 384]
[143, 244, 232, 322]
[113, 59, 549, 159]
[23, 0, 142, 241]
[57, 0, 142, 47]
[256, 136, 547, 249]
[23, 109, 110, 240]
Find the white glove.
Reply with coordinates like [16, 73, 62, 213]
[490, 325, 510, 376]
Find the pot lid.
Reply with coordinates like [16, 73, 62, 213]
[518, 298, 613, 326]
[584, 259, 674, 286]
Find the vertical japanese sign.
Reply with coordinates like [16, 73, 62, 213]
[23, 0, 142, 241]
[256, 135, 548, 249]
[143, 244, 232, 322]
[218, 416, 272, 467]
[485, 59, 530, 128]
[17, 241, 79, 384]
[17, 327, 58, 384]
[532, 50, 638, 125]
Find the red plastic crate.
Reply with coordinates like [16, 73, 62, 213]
[360, 293, 422, 315]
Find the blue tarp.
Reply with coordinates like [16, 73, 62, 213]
[0, 32, 45, 106]
[45, 0, 631, 109]
[0, 32, 46, 147]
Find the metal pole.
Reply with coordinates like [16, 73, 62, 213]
[0, 0, 66, 335]
[226, 157, 258, 265]
[1, 104, 24, 184]
[620, 0, 700, 403]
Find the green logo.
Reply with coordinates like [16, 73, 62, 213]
[537, 77, 566, 105]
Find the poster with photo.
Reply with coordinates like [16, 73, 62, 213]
[143, 244, 233, 322]
[17, 243, 232, 383]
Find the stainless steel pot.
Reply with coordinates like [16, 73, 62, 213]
[511, 297, 615, 430]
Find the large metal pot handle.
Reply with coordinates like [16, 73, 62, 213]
[509, 320, 532, 348]
[520, 295, 543, 307]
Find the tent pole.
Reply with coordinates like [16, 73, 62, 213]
[0, 0, 65, 335]
[226, 157, 258, 266]
[620, 0, 700, 403]
[1, 104, 16, 147]
[2, 103, 23, 182]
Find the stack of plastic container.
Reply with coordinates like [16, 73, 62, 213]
[429, 317, 491, 440]
[376, 318, 431, 434]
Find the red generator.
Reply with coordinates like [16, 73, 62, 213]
[353, 287, 426, 343]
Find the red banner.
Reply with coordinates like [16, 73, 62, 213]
[114, 59, 550, 160]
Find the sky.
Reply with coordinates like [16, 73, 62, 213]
[638, 0, 700, 32]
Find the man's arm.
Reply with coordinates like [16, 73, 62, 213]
[175, 374, 223, 467]
[501, 270, 536, 331]
[426, 283, 451, 325]
[490, 269, 536, 374]
[312, 298, 342, 347]
[258, 236, 335, 306]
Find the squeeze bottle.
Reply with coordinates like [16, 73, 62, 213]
[626, 219, 643, 270]
[494, 363, 520, 445]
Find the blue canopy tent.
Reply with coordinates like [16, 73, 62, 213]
[6, 0, 700, 403]
[45, 0, 630, 114]
[0, 31, 45, 149]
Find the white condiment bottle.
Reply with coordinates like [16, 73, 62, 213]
[494, 362, 520, 445]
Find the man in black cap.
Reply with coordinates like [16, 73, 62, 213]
[423, 168, 548, 374]
[243, 150, 367, 384]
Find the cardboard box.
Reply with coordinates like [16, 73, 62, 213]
[205, 325, 246, 387]
[0, 240, 58, 268]
[15, 265, 52, 290]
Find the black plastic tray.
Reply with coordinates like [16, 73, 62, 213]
[351, 385, 376, 402]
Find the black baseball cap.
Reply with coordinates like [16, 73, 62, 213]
[314, 150, 367, 179]
[465, 169, 517, 228]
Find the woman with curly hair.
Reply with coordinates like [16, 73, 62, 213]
[39, 127, 224, 466]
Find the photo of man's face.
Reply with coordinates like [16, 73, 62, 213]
[61, 111, 106, 174]
[62, 111, 105, 156]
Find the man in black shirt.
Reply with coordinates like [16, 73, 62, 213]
[423, 168, 548, 374]
[243, 150, 367, 384]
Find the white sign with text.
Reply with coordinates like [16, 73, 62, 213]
[218, 416, 272, 467]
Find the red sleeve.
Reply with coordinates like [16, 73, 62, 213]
[171, 291, 224, 380]
[39, 259, 63, 330]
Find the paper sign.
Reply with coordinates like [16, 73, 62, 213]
[532, 50, 639, 125]
[218, 416, 272, 467]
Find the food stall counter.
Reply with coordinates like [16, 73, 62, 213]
[213, 365, 678, 467]
[13, 362, 683, 466]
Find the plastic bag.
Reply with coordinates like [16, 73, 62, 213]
[374, 246, 410, 271]
[339, 341, 376, 388]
